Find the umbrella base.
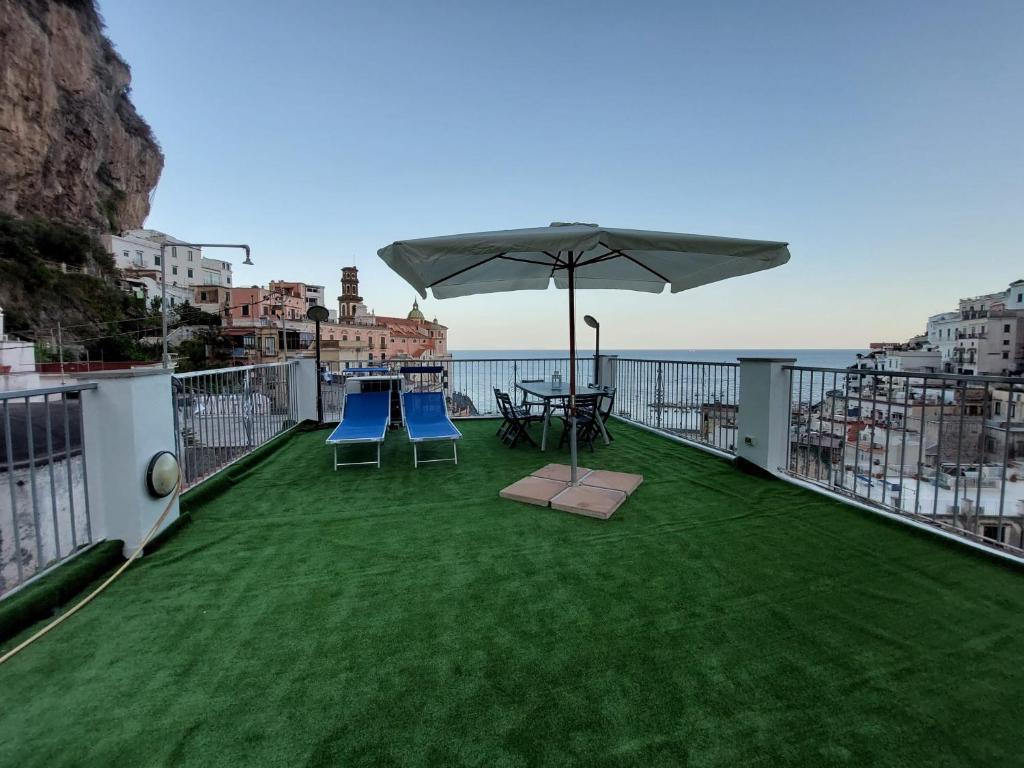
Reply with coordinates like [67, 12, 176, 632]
[498, 464, 644, 520]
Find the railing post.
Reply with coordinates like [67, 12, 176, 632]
[292, 358, 318, 423]
[735, 357, 796, 476]
[77, 368, 180, 557]
[595, 354, 618, 390]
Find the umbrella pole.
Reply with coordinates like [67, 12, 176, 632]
[568, 253, 578, 485]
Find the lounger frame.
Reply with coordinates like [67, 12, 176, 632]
[326, 392, 390, 470]
[400, 392, 461, 468]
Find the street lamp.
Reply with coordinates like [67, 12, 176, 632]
[159, 241, 252, 368]
[584, 314, 600, 358]
[307, 305, 330, 423]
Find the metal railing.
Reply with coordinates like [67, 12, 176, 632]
[614, 359, 740, 454]
[785, 365, 1024, 556]
[321, 358, 596, 420]
[172, 361, 300, 488]
[1, 383, 97, 597]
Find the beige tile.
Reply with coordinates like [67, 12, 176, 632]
[550, 485, 627, 520]
[499, 476, 568, 507]
[531, 463, 592, 483]
[580, 469, 644, 496]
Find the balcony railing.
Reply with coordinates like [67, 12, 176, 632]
[1, 383, 98, 597]
[171, 361, 301, 488]
[785, 365, 1024, 555]
[614, 359, 740, 454]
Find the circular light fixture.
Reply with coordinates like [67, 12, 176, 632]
[146, 451, 180, 498]
[307, 305, 330, 322]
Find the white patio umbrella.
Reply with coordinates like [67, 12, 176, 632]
[378, 222, 790, 484]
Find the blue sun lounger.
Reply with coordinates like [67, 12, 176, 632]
[326, 391, 390, 469]
[401, 392, 462, 468]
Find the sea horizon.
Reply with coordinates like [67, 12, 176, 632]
[450, 348, 867, 369]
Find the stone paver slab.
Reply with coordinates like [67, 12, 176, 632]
[531, 463, 592, 483]
[550, 485, 627, 520]
[499, 476, 568, 507]
[580, 469, 644, 496]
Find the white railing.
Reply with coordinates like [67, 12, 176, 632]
[0, 383, 98, 596]
[172, 361, 301, 488]
[785, 365, 1024, 557]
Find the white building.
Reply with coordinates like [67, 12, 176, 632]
[102, 230, 234, 311]
[921, 281, 1024, 376]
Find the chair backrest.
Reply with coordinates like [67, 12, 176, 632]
[597, 387, 616, 420]
[403, 391, 449, 423]
[342, 391, 391, 425]
[494, 388, 511, 418]
[572, 394, 600, 421]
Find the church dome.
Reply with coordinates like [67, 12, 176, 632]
[407, 299, 425, 321]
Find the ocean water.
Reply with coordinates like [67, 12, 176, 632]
[442, 349, 864, 420]
[452, 349, 864, 369]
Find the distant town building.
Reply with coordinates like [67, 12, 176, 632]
[923, 280, 1024, 376]
[102, 229, 233, 310]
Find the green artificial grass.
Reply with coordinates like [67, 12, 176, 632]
[1, 420, 1022, 767]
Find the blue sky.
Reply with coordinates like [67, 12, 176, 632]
[100, 0, 1023, 349]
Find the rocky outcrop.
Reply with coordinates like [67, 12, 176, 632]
[0, 0, 163, 231]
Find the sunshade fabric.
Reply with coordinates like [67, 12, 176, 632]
[377, 223, 791, 299]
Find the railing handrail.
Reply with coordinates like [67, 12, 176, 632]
[784, 364, 1024, 386]
[616, 358, 740, 367]
[0, 382, 98, 400]
[171, 360, 299, 379]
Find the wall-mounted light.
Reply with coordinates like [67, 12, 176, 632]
[146, 451, 180, 498]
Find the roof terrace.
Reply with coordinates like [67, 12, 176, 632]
[2, 417, 1022, 766]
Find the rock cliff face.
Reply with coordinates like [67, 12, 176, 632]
[0, 0, 163, 231]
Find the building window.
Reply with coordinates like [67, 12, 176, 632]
[172, 246, 178, 258]
[172, 266, 178, 276]
[155, 255, 161, 266]
[187, 268, 194, 278]
[242, 305, 250, 317]
[342, 335, 348, 341]
[368, 353, 374, 361]
[1004, 339, 1010, 345]
[200, 291, 208, 301]
[122, 250, 129, 259]
[1003, 352, 1009, 359]
[1005, 324, 1011, 333]
[227, 276, 231, 285]
[983, 525, 1006, 543]
[995, 402, 1003, 415]
[187, 250, 193, 261]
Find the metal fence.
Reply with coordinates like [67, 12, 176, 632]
[1, 383, 97, 597]
[321, 358, 596, 420]
[172, 361, 300, 488]
[614, 359, 740, 454]
[785, 365, 1024, 556]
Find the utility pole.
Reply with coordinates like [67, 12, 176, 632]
[57, 321, 65, 384]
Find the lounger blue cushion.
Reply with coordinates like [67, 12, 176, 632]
[403, 392, 461, 441]
[326, 391, 390, 443]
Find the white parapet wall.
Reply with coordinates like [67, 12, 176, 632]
[734, 357, 795, 475]
[78, 368, 181, 556]
[293, 358, 318, 423]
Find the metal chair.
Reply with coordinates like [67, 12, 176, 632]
[494, 389, 541, 448]
[595, 386, 616, 443]
[557, 394, 601, 453]
[518, 379, 546, 414]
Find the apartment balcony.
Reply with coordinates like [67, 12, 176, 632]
[1, 360, 1022, 766]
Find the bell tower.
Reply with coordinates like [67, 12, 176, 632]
[338, 266, 363, 321]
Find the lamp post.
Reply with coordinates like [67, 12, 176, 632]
[584, 314, 600, 357]
[307, 305, 329, 423]
[160, 241, 252, 369]
[584, 314, 600, 386]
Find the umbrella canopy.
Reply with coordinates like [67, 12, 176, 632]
[378, 222, 790, 299]
[378, 222, 791, 485]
